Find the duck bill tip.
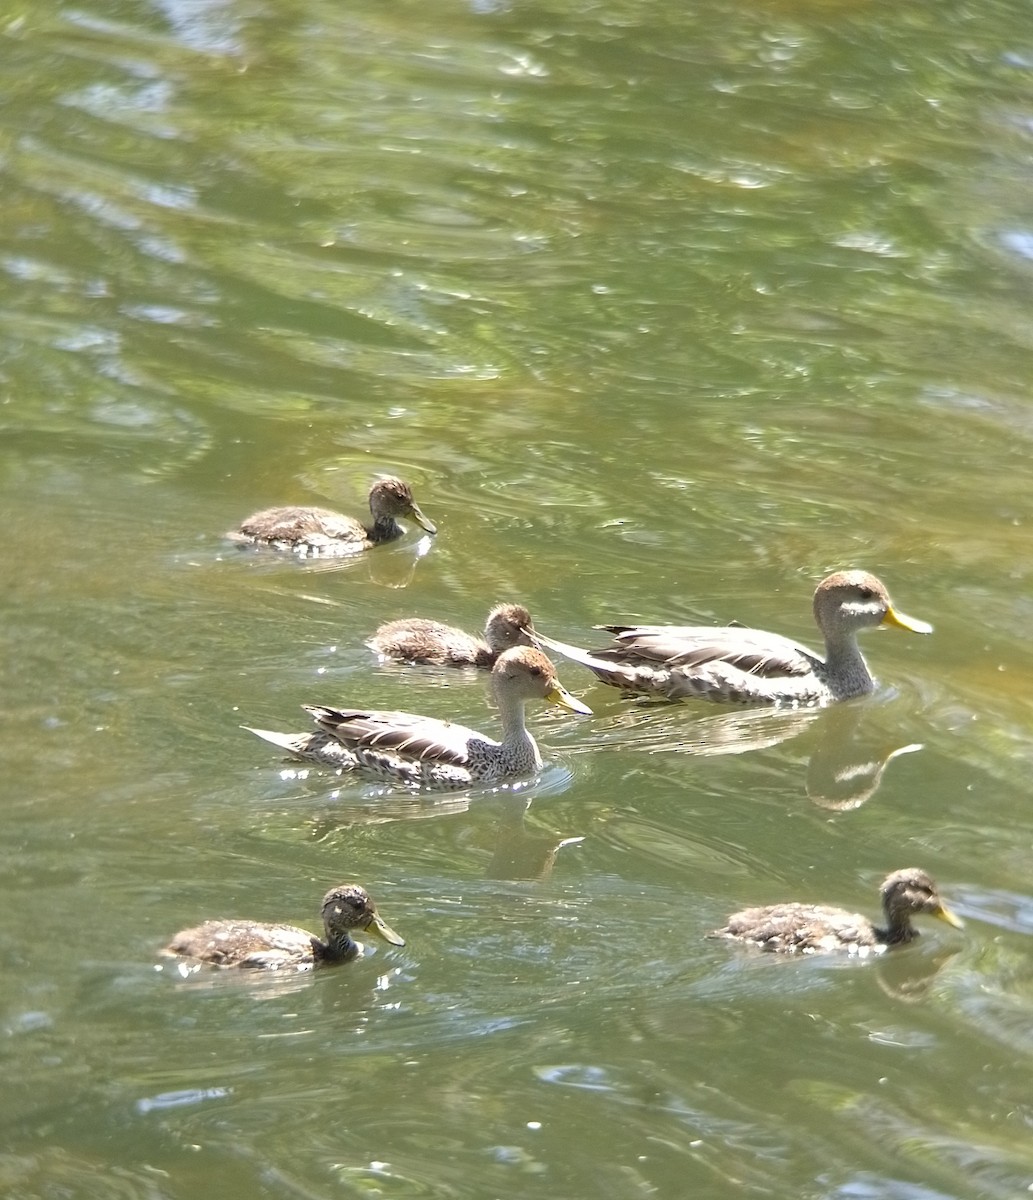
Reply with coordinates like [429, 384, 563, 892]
[370, 915, 406, 946]
[883, 607, 933, 635]
[937, 905, 964, 930]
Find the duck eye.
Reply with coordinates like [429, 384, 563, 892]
[857, 587, 874, 600]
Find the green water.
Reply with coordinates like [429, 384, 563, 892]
[3, 0, 1033, 1196]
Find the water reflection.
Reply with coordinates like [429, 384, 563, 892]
[804, 704, 923, 812]
[0, 1147, 182, 1200]
[305, 779, 582, 881]
[155, 954, 405, 1002]
[217, 529, 436, 587]
[4, 0, 1033, 1195]
[573, 697, 923, 809]
[135, 1085, 232, 1114]
[482, 795, 585, 882]
[873, 947, 962, 1006]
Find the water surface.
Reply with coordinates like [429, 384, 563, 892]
[3, 0, 1033, 1197]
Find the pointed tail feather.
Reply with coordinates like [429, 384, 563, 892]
[242, 725, 312, 756]
[529, 629, 605, 671]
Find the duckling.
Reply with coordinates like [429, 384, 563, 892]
[368, 603, 535, 667]
[533, 570, 931, 706]
[709, 868, 963, 956]
[245, 646, 591, 788]
[229, 476, 436, 558]
[162, 883, 404, 970]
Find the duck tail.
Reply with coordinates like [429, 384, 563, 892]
[529, 629, 604, 670]
[241, 725, 313, 756]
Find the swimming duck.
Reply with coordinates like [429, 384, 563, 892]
[162, 883, 404, 970]
[229, 476, 436, 557]
[368, 603, 535, 667]
[533, 570, 932, 706]
[245, 646, 592, 788]
[709, 868, 963, 956]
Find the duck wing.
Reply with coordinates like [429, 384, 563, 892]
[239, 506, 365, 545]
[714, 902, 876, 953]
[367, 619, 488, 666]
[303, 705, 489, 766]
[234, 934, 323, 969]
[164, 920, 317, 968]
[595, 625, 822, 679]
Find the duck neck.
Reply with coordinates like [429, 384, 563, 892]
[367, 515, 403, 544]
[822, 630, 874, 698]
[495, 691, 540, 763]
[316, 931, 360, 963]
[879, 905, 917, 946]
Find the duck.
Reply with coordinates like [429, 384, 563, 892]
[532, 570, 932, 706]
[245, 646, 592, 788]
[709, 868, 963, 956]
[162, 883, 405, 970]
[228, 476, 436, 558]
[368, 603, 535, 667]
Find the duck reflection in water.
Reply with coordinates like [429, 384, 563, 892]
[803, 701, 923, 811]
[303, 779, 583, 885]
[571, 695, 924, 811]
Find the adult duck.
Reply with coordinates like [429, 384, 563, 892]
[533, 570, 931, 706]
[162, 884, 404, 970]
[245, 646, 591, 788]
[229, 476, 436, 558]
[368, 603, 535, 667]
[709, 868, 963, 956]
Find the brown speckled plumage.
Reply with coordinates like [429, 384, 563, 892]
[709, 868, 963, 956]
[368, 603, 535, 667]
[228, 477, 436, 558]
[162, 884, 404, 970]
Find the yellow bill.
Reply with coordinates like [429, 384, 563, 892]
[546, 684, 593, 716]
[934, 902, 964, 931]
[367, 911, 406, 946]
[409, 502, 437, 535]
[882, 605, 933, 635]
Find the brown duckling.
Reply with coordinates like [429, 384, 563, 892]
[229, 476, 436, 558]
[709, 868, 963, 956]
[368, 603, 535, 667]
[162, 883, 404, 970]
[245, 646, 592, 788]
[534, 570, 932, 706]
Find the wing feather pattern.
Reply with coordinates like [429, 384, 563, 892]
[592, 626, 821, 679]
[303, 705, 488, 767]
